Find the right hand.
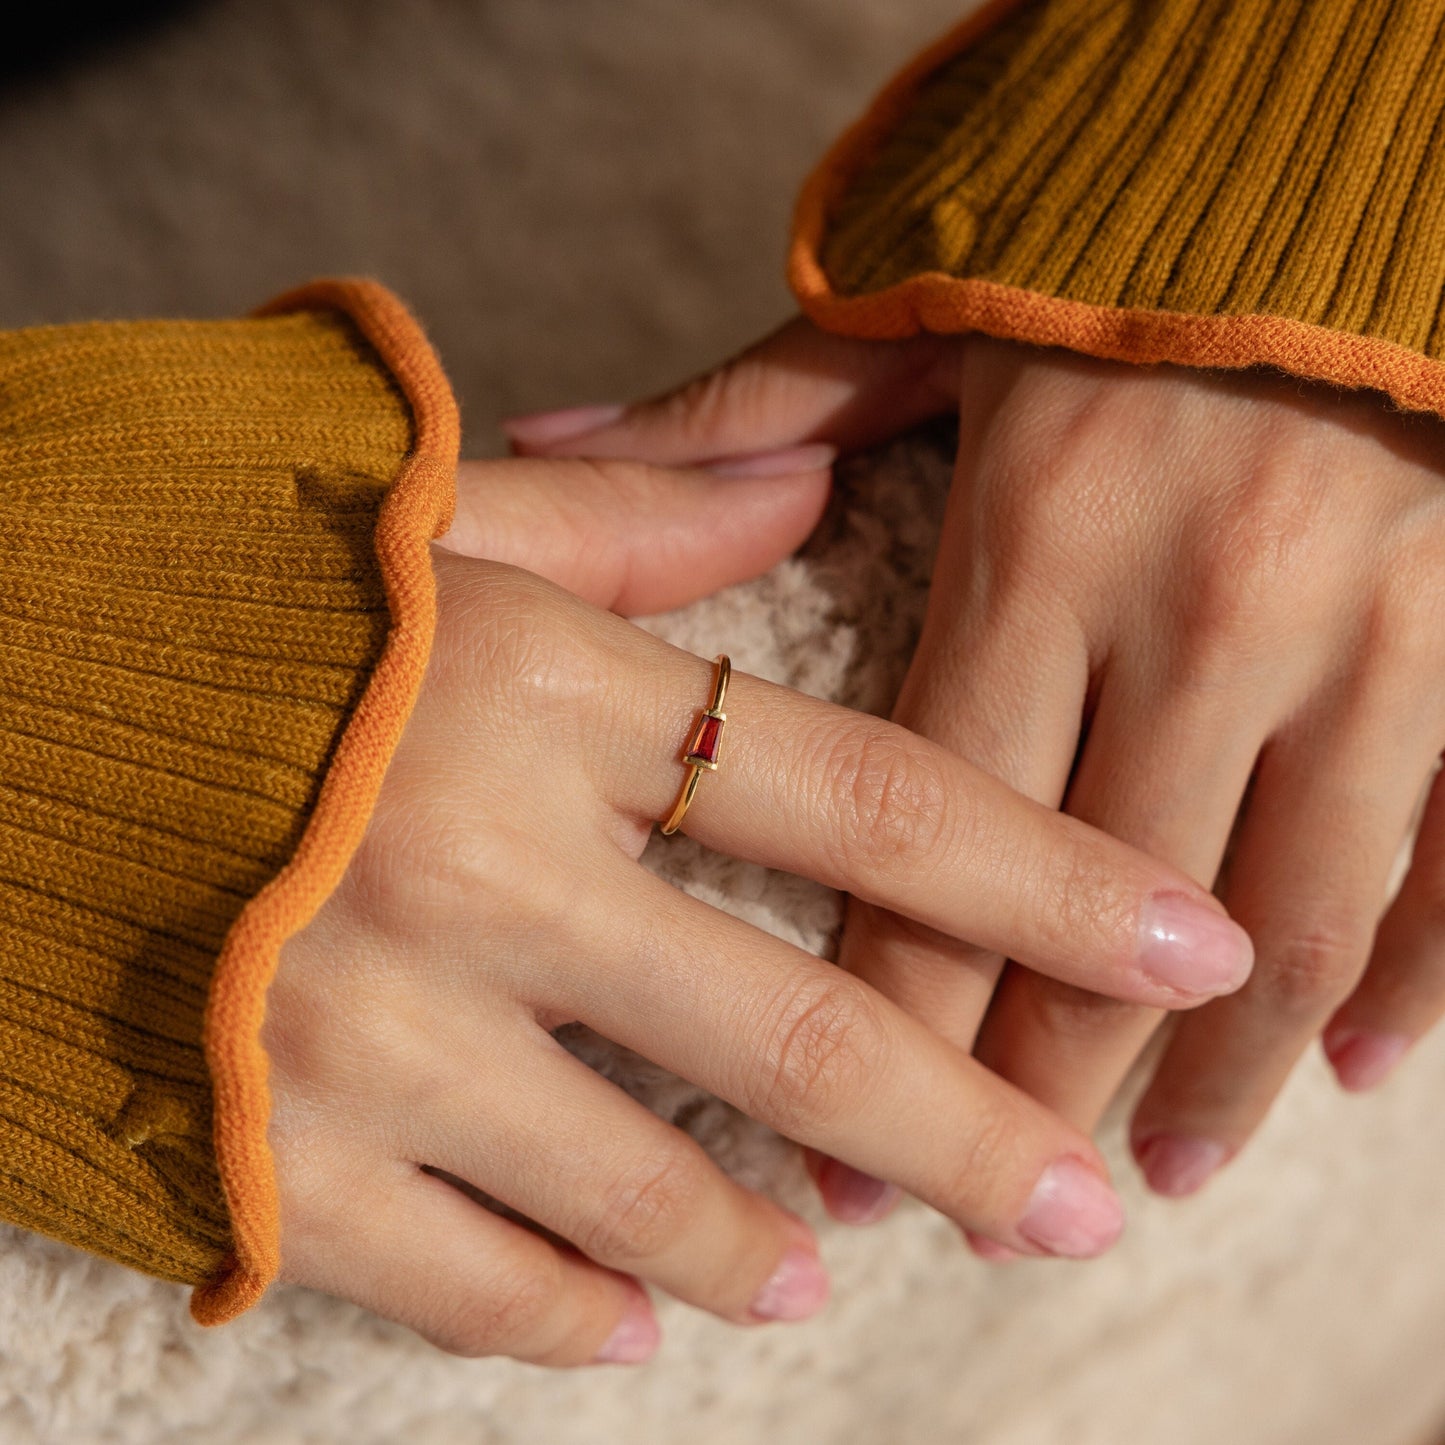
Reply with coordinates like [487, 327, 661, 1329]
[263, 448, 1254, 1367]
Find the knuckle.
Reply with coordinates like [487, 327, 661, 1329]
[1263, 922, 1367, 1016]
[1177, 460, 1325, 683]
[658, 360, 765, 449]
[821, 725, 953, 875]
[575, 1150, 705, 1265]
[933, 1100, 1026, 1219]
[427, 1259, 563, 1358]
[1026, 833, 1136, 971]
[1019, 975, 1142, 1042]
[348, 796, 563, 926]
[273, 1151, 374, 1272]
[980, 437, 1089, 553]
[748, 973, 887, 1132]
[432, 555, 606, 730]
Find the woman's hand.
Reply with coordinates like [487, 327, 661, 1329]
[264, 446, 1250, 1366]
[505, 320, 1445, 1217]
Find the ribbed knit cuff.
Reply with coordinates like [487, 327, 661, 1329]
[791, 0, 1445, 416]
[0, 280, 457, 1325]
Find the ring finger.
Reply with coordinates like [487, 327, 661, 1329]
[567, 588, 1254, 1012]
[973, 662, 1268, 1131]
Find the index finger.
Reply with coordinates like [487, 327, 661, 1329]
[602, 640, 1253, 1011]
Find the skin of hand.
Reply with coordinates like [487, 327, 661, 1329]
[504, 318, 1445, 1228]
[263, 443, 1252, 1366]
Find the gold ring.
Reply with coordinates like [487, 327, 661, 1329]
[660, 654, 731, 835]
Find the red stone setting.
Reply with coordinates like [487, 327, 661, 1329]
[685, 711, 725, 768]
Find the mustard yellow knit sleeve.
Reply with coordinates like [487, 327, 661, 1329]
[791, 0, 1445, 414]
[0, 280, 457, 1325]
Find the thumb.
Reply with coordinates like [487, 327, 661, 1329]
[500, 316, 959, 467]
[436, 450, 833, 615]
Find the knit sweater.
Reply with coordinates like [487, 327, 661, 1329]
[8, 0, 1445, 1331]
[792, 0, 1445, 414]
[0, 280, 457, 1325]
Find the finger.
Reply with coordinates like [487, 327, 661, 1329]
[840, 468, 1092, 1047]
[282, 1162, 658, 1367]
[814, 483, 1089, 1226]
[440, 452, 832, 615]
[501, 315, 958, 465]
[1131, 718, 1438, 1195]
[575, 609, 1255, 1010]
[415, 1025, 829, 1325]
[973, 667, 1265, 1132]
[1323, 762, 1445, 1090]
[535, 861, 1126, 1260]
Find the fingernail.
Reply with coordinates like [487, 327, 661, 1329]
[966, 1230, 1021, 1263]
[593, 1289, 661, 1365]
[1138, 892, 1254, 998]
[1017, 1157, 1124, 1258]
[1133, 1134, 1229, 1197]
[815, 1158, 901, 1225]
[749, 1244, 831, 1322]
[501, 403, 625, 449]
[705, 443, 836, 480]
[1323, 1028, 1410, 1092]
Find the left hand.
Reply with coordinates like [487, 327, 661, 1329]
[504, 317, 1445, 1220]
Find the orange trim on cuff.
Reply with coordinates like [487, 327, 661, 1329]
[189, 279, 459, 1326]
[787, 0, 1445, 418]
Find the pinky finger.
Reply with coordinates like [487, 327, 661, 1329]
[1324, 763, 1445, 1092]
[286, 1164, 659, 1368]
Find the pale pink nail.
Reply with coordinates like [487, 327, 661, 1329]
[749, 1245, 831, 1322]
[816, 1158, 901, 1225]
[501, 403, 625, 449]
[705, 443, 837, 480]
[1133, 1134, 1229, 1197]
[1017, 1157, 1124, 1258]
[1324, 1028, 1410, 1092]
[966, 1231, 1021, 1263]
[1138, 892, 1254, 999]
[593, 1289, 661, 1365]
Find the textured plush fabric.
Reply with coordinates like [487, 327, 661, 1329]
[0, 284, 460, 1327]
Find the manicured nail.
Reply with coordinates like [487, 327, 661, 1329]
[1138, 892, 1254, 998]
[1133, 1134, 1229, 1197]
[593, 1289, 661, 1365]
[749, 1244, 831, 1322]
[966, 1230, 1021, 1263]
[815, 1158, 901, 1225]
[501, 403, 625, 449]
[1017, 1157, 1124, 1258]
[705, 443, 837, 480]
[1323, 1028, 1410, 1092]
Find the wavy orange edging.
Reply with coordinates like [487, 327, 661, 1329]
[190, 279, 459, 1325]
[788, 0, 1445, 418]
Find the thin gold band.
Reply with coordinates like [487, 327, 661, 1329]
[660, 655, 731, 836]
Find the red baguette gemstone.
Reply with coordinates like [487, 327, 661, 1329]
[686, 712, 724, 766]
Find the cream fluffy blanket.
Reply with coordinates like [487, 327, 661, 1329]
[4, 436, 1445, 1445]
